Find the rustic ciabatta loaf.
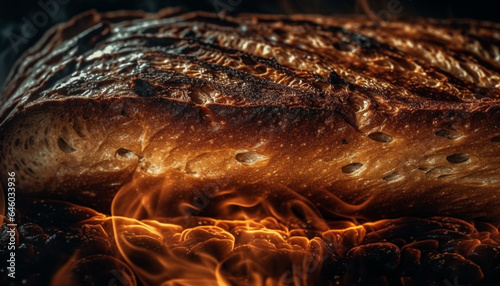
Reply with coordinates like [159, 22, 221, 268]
[1, 10, 500, 220]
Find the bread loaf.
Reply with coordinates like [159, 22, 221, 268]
[1, 9, 500, 221]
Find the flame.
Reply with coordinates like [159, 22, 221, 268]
[45, 171, 500, 285]
[94, 170, 375, 285]
[107, 172, 342, 285]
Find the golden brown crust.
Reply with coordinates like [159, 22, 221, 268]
[1, 10, 500, 221]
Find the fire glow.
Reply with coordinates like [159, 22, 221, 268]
[22, 172, 496, 285]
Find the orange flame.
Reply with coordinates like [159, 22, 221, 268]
[102, 171, 377, 285]
[47, 172, 500, 285]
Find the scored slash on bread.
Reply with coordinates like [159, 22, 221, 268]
[1, 9, 500, 221]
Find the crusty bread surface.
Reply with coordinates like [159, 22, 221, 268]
[1, 10, 500, 220]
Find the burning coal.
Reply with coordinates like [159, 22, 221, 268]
[2, 172, 499, 285]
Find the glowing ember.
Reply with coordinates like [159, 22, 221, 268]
[3, 174, 499, 285]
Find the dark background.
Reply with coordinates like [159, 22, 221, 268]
[0, 0, 499, 91]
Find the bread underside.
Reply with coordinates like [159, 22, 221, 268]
[1, 10, 500, 221]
